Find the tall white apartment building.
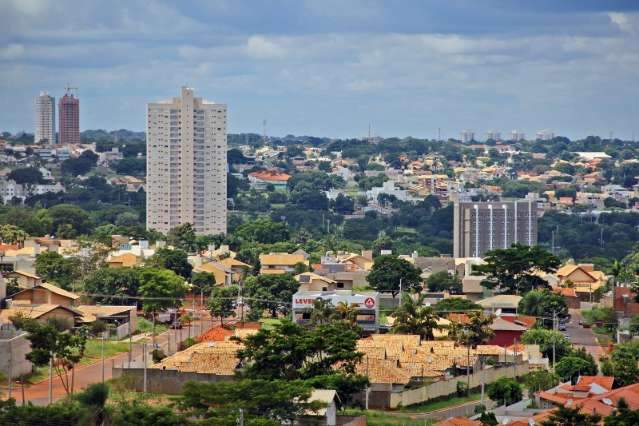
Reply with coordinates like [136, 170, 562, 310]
[146, 87, 227, 235]
[35, 91, 56, 144]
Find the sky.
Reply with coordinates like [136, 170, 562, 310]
[1, 0, 638, 140]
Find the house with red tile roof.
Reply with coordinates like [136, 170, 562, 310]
[248, 170, 290, 190]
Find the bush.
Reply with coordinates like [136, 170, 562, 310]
[151, 349, 166, 363]
[179, 337, 197, 351]
[456, 381, 468, 397]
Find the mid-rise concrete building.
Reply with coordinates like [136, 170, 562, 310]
[453, 196, 538, 258]
[146, 87, 227, 235]
[35, 91, 56, 144]
[58, 91, 80, 145]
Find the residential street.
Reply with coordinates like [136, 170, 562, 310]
[566, 309, 604, 363]
[2, 320, 211, 406]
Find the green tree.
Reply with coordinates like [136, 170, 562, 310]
[11, 317, 88, 396]
[479, 411, 499, 426]
[243, 274, 299, 319]
[179, 379, 317, 425]
[0, 224, 28, 245]
[34, 251, 80, 290]
[333, 193, 355, 214]
[604, 398, 639, 426]
[629, 315, 639, 335]
[601, 341, 639, 387]
[192, 271, 216, 299]
[367, 255, 422, 297]
[555, 356, 598, 384]
[522, 370, 560, 394]
[237, 320, 361, 379]
[433, 298, 481, 314]
[518, 289, 569, 327]
[7, 167, 45, 184]
[167, 223, 198, 253]
[47, 204, 92, 237]
[541, 405, 601, 426]
[289, 185, 329, 210]
[391, 293, 441, 340]
[208, 285, 239, 326]
[426, 271, 462, 294]
[235, 319, 367, 404]
[82, 267, 141, 304]
[75, 383, 109, 425]
[113, 157, 146, 176]
[474, 244, 560, 294]
[235, 218, 290, 244]
[61, 150, 98, 176]
[0, 398, 87, 425]
[111, 400, 189, 426]
[138, 268, 188, 344]
[147, 247, 193, 279]
[487, 377, 522, 406]
[521, 328, 571, 363]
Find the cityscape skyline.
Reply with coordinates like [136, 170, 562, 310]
[1, 1, 639, 139]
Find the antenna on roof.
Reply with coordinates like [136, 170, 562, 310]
[64, 84, 78, 95]
[262, 119, 268, 144]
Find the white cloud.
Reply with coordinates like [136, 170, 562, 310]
[609, 12, 639, 34]
[0, 43, 25, 60]
[6, 0, 48, 16]
[246, 35, 286, 59]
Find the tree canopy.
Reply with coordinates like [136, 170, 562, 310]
[474, 244, 560, 294]
[367, 255, 422, 297]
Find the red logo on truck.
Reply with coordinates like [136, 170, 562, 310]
[364, 297, 375, 308]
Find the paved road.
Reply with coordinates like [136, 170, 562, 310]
[2, 318, 213, 406]
[566, 309, 604, 363]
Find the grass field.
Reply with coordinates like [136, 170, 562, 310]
[399, 392, 481, 412]
[344, 409, 436, 426]
[82, 339, 130, 365]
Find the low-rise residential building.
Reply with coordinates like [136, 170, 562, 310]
[477, 295, 522, 315]
[76, 305, 137, 339]
[0, 303, 82, 327]
[259, 252, 309, 275]
[10, 283, 79, 307]
[218, 257, 251, 282]
[556, 263, 606, 300]
[193, 260, 233, 286]
[248, 170, 290, 190]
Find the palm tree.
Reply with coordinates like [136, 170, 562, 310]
[310, 299, 335, 326]
[335, 301, 358, 326]
[391, 293, 440, 340]
[518, 290, 545, 317]
[454, 311, 495, 396]
[610, 260, 623, 306]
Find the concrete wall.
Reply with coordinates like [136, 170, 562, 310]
[112, 367, 233, 394]
[0, 331, 33, 379]
[373, 363, 530, 409]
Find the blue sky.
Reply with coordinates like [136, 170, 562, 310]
[1, 0, 638, 140]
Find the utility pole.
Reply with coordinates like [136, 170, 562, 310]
[8, 347, 12, 400]
[552, 311, 557, 370]
[101, 332, 105, 383]
[143, 343, 148, 393]
[48, 354, 53, 404]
